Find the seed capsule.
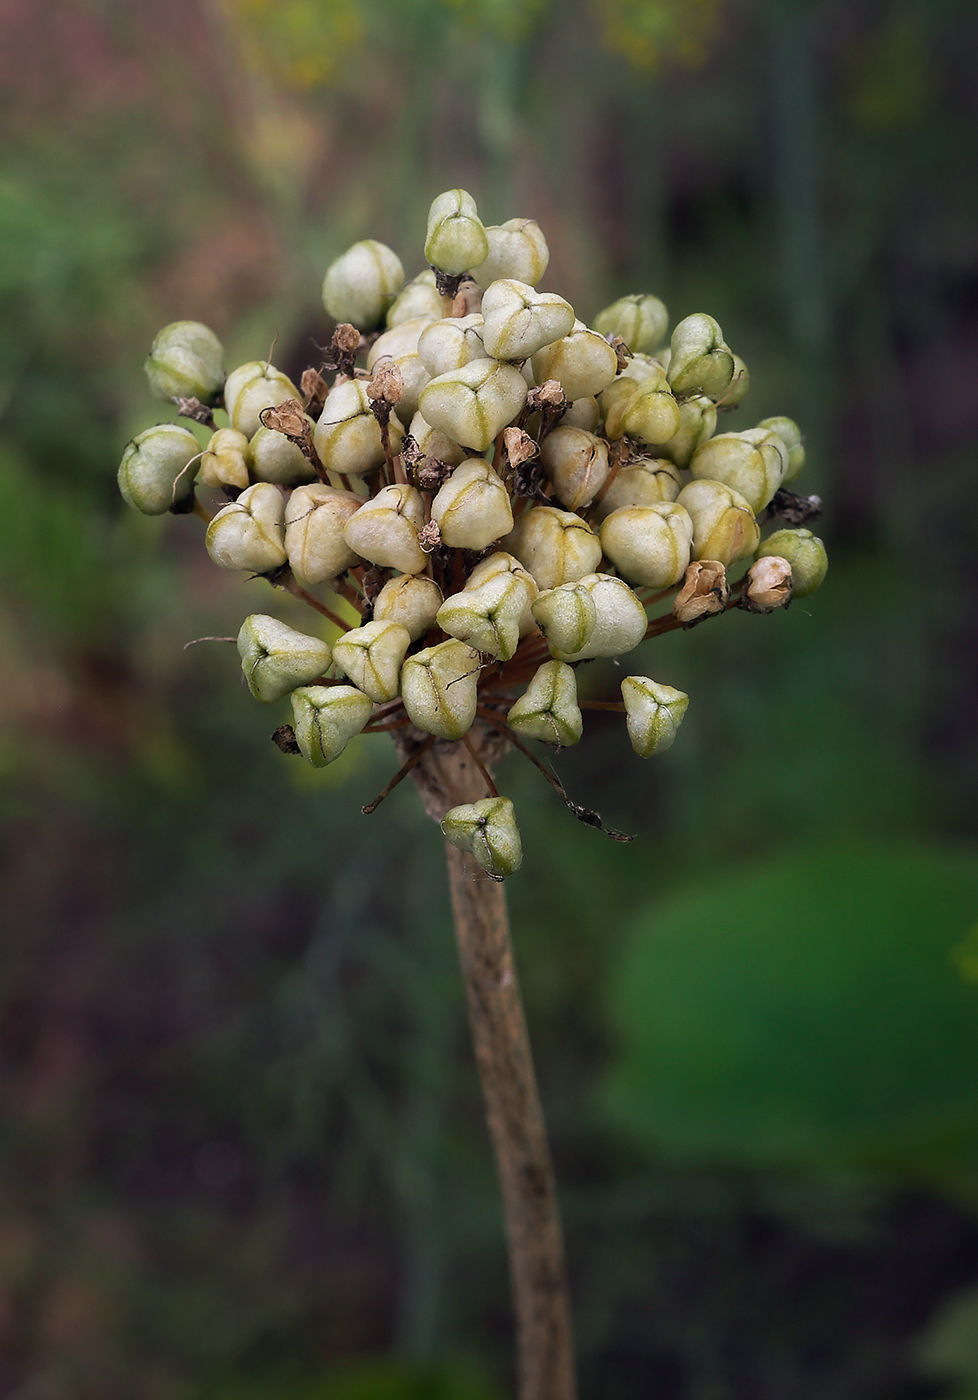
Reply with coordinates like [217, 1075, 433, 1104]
[424, 189, 489, 276]
[372, 573, 443, 641]
[419, 358, 527, 453]
[314, 379, 404, 476]
[368, 317, 434, 369]
[199, 428, 251, 491]
[441, 797, 523, 878]
[321, 239, 404, 330]
[343, 483, 427, 574]
[690, 429, 787, 513]
[531, 324, 619, 402]
[332, 620, 411, 703]
[417, 315, 487, 377]
[724, 354, 751, 407]
[250, 424, 317, 486]
[757, 415, 805, 480]
[667, 313, 735, 398]
[562, 396, 601, 431]
[480, 279, 576, 362]
[539, 426, 610, 511]
[400, 639, 481, 739]
[673, 560, 729, 624]
[118, 424, 201, 515]
[532, 573, 647, 662]
[224, 362, 301, 440]
[592, 295, 669, 355]
[658, 394, 718, 469]
[431, 459, 514, 550]
[741, 555, 792, 613]
[471, 218, 550, 289]
[620, 676, 689, 757]
[205, 482, 287, 573]
[465, 552, 538, 634]
[291, 685, 373, 767]
[756, 528, 827, 597]
[676, 479, 760, 565]
[144, 320, 224, 405]
[618, 373, 682, 446]
[408, 411, 467, 468]
[237, 614, 333, 703]
[593, 458, 681, 519]
[437, 572, 530, 661]
[504, 506, 602, 591]
[284, 484, 363, 583]
[508, 660, 583, 747]
[386, 270, 443, 327]
[600, 503, 694, 588]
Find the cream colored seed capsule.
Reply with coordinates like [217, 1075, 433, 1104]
[250, 424, 317, 486]
[539, 426, 610, 511]
[314, 379, 403, 476]
[503, 506, 602, 591]
[224, 361, 301, 440]
[419, 358, 528, 453]
[480, 279, 576, 362]
[400, 639, 481, 740]
[386, 270, 443, 328]
[599, 376, 641, 440]
[285, 484, 363, 584]
[237, 615, 333, 704]
[368, 317, 435, 370]
[343, 483, 427, 574]
[471, 218, 550, 290]
[436, 572, 530, 661]
[465, 552, 538, 634]
[676, 479, 760, 565]
[417, 315, 487, 378]
[425, 189, 489, 276]
[620, 676, 689, 758]
[757, 415, 805, 479]
[291, 685, 373, 768]
[592, 295, 669, 355]
[507, 660, 583, 747]
[689, 430, 787, 514]
[321, 239, 404, 330]
[205, 482, 287, 574]
[600, 503, 694, 589]
[332, 620, 411, 703]
[593, 458, 681, 520]
[667, 313, 735, 398]
[441, 797, 523, 878]
[199, 428, 251, 491]
[561, 396, 600, 431]
[658, 394, 718, 469]
[530, 324, 619, 402]
[532, 574, 646, 662]
[407, 411, 467, 468]
[372, 573, 443, 641]
[431, 459, 514, 550]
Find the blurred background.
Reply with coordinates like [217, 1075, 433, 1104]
[2, 0, 978, 1395]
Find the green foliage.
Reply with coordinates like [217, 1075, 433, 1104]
[605, 840, 978, 1176]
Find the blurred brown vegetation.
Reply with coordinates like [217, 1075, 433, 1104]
[1, 0, 978, 1396]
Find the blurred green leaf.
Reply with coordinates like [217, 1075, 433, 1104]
[205, 1359, 503, 1400]
[604, 840, 978, 1176]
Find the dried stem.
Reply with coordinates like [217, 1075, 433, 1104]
[399, 730, 577, 1400]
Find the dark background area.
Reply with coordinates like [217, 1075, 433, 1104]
[1, 0, 978, 1396]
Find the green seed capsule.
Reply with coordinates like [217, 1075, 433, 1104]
[237, 615, 333, 703]
[205, 482, 287, 574]
[756, 528, 827, 597]
[621, 676, 689, 757]
[441, 797, 523, 878]
[118, 423, 201, 516]
[481, 279, 576, 362]
[592, 295, 668, 355]
[332, 620, 411, 703]
[667, 313, 735, 398]
[291, 685, 372, 767]
[508, 661, 583, 748]
[400, 639, 481, 740]
[424, 189, 489, 277]
[144, 320, 224, 405]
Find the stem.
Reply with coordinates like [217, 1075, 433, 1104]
[400, 732, 576, 1400]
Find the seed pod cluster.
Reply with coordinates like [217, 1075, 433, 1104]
[120, 188, 829, 877]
